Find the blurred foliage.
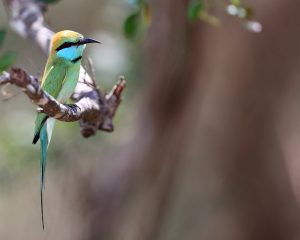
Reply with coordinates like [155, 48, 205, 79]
[123, 0, 262, 40]
[0, 51, 17, 73]
[186, 0, 262, 32]
[124, 12, 140, 39]
[188, 0, 220, 26]
[0, 30, 5, 46]
[188, 0, 203, 22]
[123, 0, 151, 39]
[230, 0, 240, 6]
[0, 30, 16, 73]
[226, 2, 254, 20]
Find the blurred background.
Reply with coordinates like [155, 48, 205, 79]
[1, 0, 300, 239]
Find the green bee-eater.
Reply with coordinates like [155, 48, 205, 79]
[32, 30, 100, 229]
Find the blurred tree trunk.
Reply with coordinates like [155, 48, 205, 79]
[84, 0, 300, 239]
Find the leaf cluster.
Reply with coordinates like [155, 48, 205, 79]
[0, 30, 16, 73]
[187, 0, 262, 33]
[123, 0, 151, 39]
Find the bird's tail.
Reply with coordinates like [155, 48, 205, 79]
[40, 124, 48, 230]
[33, 113, 55, 230]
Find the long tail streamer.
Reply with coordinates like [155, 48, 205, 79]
[39, 123, 48, 230]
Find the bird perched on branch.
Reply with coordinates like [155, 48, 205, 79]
[32, 30, 101, 230]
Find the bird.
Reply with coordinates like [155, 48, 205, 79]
[32, 30, 101, 230]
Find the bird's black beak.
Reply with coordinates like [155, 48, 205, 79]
[80, 38, 101, 45]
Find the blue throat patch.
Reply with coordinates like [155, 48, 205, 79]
[56, 45, 84, 61]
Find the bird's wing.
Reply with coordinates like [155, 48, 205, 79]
[33, 60, 68, 143]
[41, 60, 68, 99]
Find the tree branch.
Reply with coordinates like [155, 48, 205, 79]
[1, 0, 126, 137]
[0, 68, 125, 135]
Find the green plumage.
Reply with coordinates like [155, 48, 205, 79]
[34, 58, 81, 230]
[33, 30, 87, 230]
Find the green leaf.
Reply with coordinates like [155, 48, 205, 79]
[188, 1, 203, 22]
[230, 0, 240, 6]
[0, 30, 6, 47]
[123, 12, 140, 39]
[37, 0, 60, 4]
[0, 51, 17, 73]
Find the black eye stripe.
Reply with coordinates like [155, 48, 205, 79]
[56, 42, 72, 51]
[56, 40, 81, 51]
